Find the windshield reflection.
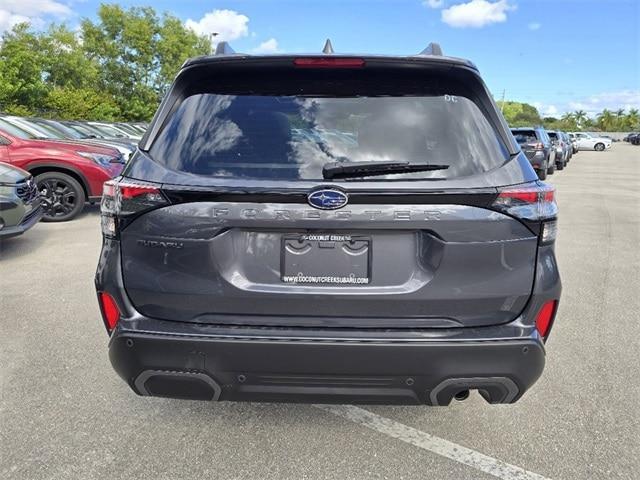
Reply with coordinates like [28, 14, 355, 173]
[151, 94, 508, 180]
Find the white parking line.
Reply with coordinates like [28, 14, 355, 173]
[316, 405, 552, 480]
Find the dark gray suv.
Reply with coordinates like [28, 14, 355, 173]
[95, 43, 561, 406]
[511, 127, 556, 179]
[0, 162, 42, 238]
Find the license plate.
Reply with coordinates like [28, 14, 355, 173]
[281, 234, 371, 285]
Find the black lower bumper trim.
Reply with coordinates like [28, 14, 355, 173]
[109, 326, 545, 405]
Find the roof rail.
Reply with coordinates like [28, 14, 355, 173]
[214, 41, 236, 56]
[322, 39, 334, 54]
[418, 42, 443, 56]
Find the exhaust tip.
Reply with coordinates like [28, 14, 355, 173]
[454, 389, 470, 401]
[134, 370, 222, 401]
[430, 377, 519, 405]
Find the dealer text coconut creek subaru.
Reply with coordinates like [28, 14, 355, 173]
[95, 42, 561, 406]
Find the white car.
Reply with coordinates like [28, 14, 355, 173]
[569, 132, 612, 151]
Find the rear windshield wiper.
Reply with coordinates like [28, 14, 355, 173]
[322, 161, 449, 180]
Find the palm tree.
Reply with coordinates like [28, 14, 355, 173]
[560, 112, 577, 130]
[597, 109, 615, 131]
[626, 108, 639, 130]
[573, 110, 588, 129]
[614, 109, 626, 130]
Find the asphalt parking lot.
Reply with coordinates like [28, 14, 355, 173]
[1, 144, 638, 480]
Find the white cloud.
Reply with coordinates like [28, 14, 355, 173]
[0, 0, 71, 34]
[1, 0, 71, 17]
[252, 38, 279, 54]
[441, 0, 515, 28]
[528, 22, 541, 31]
[424, 0, 445, 8]
[567, 90, 640, 115]
[533, 102, 558, 117]
[528, 91, 640, 118]
[0, 11, 30, 33]
[185, 9, 249, 44]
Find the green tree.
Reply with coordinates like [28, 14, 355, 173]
[44, 87, 120, 120]
[0, 4, 210, 121]
[81, 4, 209, 120]
[559, 112, 577, 130]
[625, 108, 639, 130]
[573, 110, 588, 128]
[0, 23, 48, 115]
[497, 100, 542, 127]
[596, 109, 615, 131]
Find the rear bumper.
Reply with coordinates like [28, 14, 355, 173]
[109, 319, 546, 405]
[98, 234, 561, 406]
[526, 151, 546, 169]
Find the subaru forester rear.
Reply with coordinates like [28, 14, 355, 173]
[95, 42, 561, 405]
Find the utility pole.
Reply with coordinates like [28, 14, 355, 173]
[500, 89, 506, 112]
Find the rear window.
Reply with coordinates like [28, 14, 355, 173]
[511, 130, 537, 144]
[0, 119, 36, 139]
[92, 124, 125, 137]
[547, 131, 558, 139]
[149, 94, 509, 181]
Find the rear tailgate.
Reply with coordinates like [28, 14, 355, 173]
[120, 190, 538, 328]
[119, 55, 538, 329]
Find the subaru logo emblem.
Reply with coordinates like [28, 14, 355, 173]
[308, 189, 348, 210]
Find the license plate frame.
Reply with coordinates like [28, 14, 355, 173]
[281, 233, 371, 285]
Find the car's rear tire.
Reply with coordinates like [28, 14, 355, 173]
[36, 172, 86, 222]
[594, 142, 605, 151]
[556, 161, 564, 171]
[537, 167, 547, 180]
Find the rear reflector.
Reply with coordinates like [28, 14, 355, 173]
[99, 292, 121, 332]
[535, 300, 558, 339]
[540, 220, 558, 244]
[293, 57, 365, 68]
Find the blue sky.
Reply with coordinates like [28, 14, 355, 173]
[1, 0, 638, 116]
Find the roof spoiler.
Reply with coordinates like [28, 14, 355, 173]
[210, 40, 445, 58]
[180, 39, 482, 72]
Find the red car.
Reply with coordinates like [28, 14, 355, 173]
[0, 121, 124, 221]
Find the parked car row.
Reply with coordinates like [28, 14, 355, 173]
[568, 132, 612, 151]
[510, 127, 615, 180]
[0, 117, 145, 234]
[510, 127, 566, 179]
[623, 132, 640, 145]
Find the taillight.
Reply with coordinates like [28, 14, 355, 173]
[533, 142, 544, 150]
[293, 57, 365, 68]
[493, 182, 556, 220]
[492, 182, 558, 244]
[101, 179, 167, 237]
[535, 300, 558, 339]
[98, 291, 121, 332]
